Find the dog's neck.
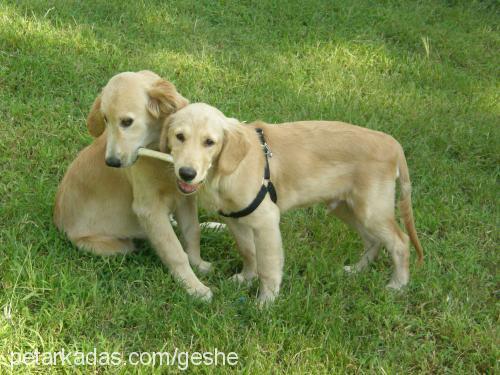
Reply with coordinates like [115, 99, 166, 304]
[200, 124, 267, 214]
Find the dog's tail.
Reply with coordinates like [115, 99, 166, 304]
[397, 146, 424, 265]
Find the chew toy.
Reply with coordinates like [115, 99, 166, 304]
[137, 148, 174, 163]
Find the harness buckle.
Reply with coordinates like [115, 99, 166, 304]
[262, 142, 273, 158]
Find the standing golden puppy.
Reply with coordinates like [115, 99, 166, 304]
[160, 103, 423, 304]
[54, 72, 212, 301]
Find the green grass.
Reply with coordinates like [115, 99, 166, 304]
[0, 0, 498, 373]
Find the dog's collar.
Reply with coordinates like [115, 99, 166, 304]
[218, 128, 277, 219]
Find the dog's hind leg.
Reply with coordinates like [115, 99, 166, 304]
[72, 235, 136, 256]
[330, 201, 381, 273]
[358, 219, 410, 290]
[378, 220, 410, 290]
[344, 233, 381, 273]
[351, 180, 410, 289]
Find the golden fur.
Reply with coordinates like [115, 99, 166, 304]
[161, 103, 423, 304]
[54, 72, 212, 301]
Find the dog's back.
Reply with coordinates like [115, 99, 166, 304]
[251, 120, 402, 210]
[257, 120, 401, 164]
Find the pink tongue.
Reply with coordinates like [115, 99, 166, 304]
[179, 181, 197, 193]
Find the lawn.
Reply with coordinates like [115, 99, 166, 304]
[0, 0, 498, 373]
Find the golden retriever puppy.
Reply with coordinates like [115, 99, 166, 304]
[160, 103, 424, 304]
[54, 72, 212, 301]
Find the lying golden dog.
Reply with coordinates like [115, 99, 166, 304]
[54, 72, 212, 300]
[160, 103, 423, 304]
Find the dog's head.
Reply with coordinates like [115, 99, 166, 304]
[87, 70, 188, 168]
[160, 103, 247, 195]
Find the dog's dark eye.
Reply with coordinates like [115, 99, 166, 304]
[120, 118, 134, 128]
[204, 138, 215, 147]
[176, 133, 185, 142]
[103, 115, 108, 123]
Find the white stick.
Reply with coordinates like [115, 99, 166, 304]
[137, 148, 174, 164]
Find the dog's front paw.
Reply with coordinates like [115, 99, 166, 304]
[197, 260, 212, 274]
[257, 291, 276, 308]
[385, 280, 406, 291]
[193, 285, 213, 302]
[186, 282, 213, 302]
[188, 255, 212, 274]
[230, 272, 257, 285]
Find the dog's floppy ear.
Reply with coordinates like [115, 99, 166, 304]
[147, 80, 189, 119]
[159, 117, 173, 154]
[217, 127, 249, 176]
[86, 95, 105, 137]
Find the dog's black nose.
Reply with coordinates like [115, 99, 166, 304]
[179, 167, 197, 182]
[105, 156, 122, 168]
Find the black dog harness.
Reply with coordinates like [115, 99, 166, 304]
[219, 128, 277, 219]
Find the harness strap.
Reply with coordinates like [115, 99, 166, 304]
[219, 128, 277, 219]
